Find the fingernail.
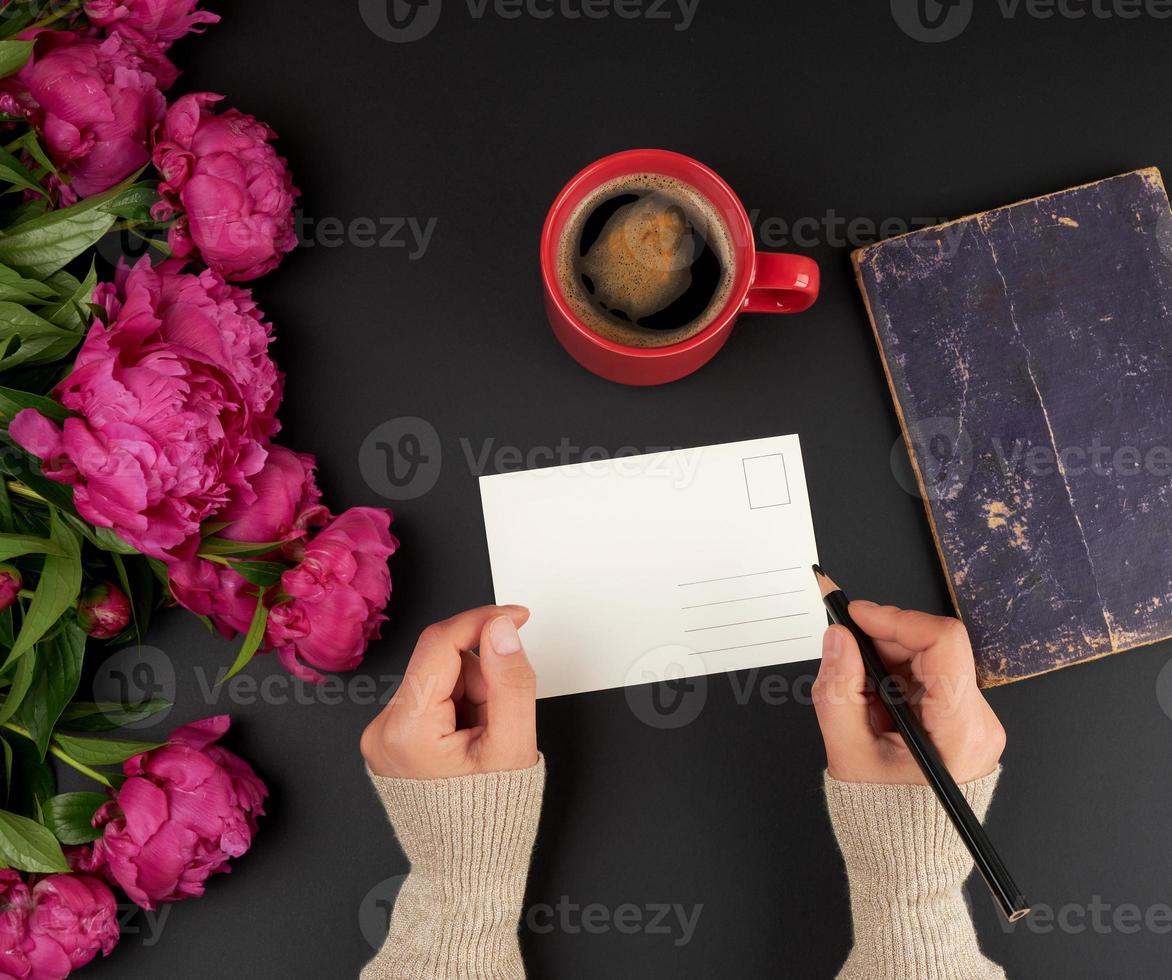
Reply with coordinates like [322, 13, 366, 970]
[489, 616, 522, 655]
[851, 599, 878, 608]
[822, 627, 842, 664]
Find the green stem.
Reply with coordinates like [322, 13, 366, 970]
[2, 722, 113, 788]
[26, 0, 82, 33]
[49, 744, 112, 788]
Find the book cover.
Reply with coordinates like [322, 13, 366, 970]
[853, 168, 1172, 686]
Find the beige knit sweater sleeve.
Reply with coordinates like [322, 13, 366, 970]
[360, 759, 545, 980]
[824, 768, 1007, 980]
[362, 760, 1005, 979]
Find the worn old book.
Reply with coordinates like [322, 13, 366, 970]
[854, 168, 1172, 686]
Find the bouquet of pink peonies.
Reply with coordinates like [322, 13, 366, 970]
[0, 2, 396, 974]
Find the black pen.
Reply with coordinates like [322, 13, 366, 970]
[813, 563, 1030, 923]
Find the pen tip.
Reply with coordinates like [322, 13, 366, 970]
[811, 563, 824, 577]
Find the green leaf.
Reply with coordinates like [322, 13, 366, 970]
[58, 699, 172, 733]
[146, 556, 169, 589]
[0, 4, 40, 41]
[0, 40, 33, 80]
[0, 738, 11, 802]
[12, 131, 55, 179]
[0, 385, 69, 422]
[199, 536, 284, 558]
[14, 621, 84, 757]
[0, 332, 82, 370]
[110, 551, 138, 645]
[0, 151, 46, 202]
[44, 260, 97, 331]
[225, 559, 286, 588]
[222, 598, 269, 682]
[0, 176, 138, 279]
[0, 302, 84, 368]
[51, 733, 161, 767]
[0, 808, 70, 872]
[2, 200, 50, 232]
[0, 650, 36, 728]
[0, 302, 72, 335]
[100, 183, 158, 221]
[41, 792, 105, 845]
[0, 263, 56, 303]
[2, 730, 55, 813]
[111, 553, 156, 642]
[88, 525, 137, 555]
[0, 532, 63, 562]
[4, 510, 82, 668]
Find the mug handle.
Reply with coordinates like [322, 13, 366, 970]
[743, 253, 820, 314]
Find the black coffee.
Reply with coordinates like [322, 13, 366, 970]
[557, 174, 736, 348]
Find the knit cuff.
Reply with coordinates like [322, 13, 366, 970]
[363, 759, 545, 980]
[824, 768, 998, 895]
[824, 768, 1006, 980]
[369, 758, 545, 890]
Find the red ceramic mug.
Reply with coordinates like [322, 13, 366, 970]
[540, 149, 820, 386]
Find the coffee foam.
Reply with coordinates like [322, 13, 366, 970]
[555, 173, 737, 349]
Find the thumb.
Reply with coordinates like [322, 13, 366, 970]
[478, 614, 539, 766]
[811, 625, 876, 772]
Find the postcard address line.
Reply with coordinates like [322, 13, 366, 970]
[678, 567, 814, 656]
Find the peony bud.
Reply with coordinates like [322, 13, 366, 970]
[77, 583, 132, 639]
[0, 563, 21, 611]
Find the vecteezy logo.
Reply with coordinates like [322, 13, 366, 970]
[891, 416, 975, 501]
[1157, 658, 1172, 722]
[359, 0, 442, 42]
[92, 645, 176, 729]
[890, 0, 973, 43]
[359, 874, 407, 951]
[359, 416, 443, 501]
[624, 645, 708, 730]
[96, 225, 168, 270]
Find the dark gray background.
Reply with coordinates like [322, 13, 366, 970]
[82, 1, 1172, 977]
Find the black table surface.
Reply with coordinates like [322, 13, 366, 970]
[83, 2, 1172, 977]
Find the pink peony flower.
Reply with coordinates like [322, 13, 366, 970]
[166, 446, 329, 638]
[152, 93, 299, 281]
[0, 870, 119, 979]
[216, 445, 328, 547]
[266, 508, 397, 683]
[77, 582, 132, 639]
[0, 564, 21, 611]
[0, 31, 168, 203]
[9, 259, 282, 560]
[83, 716, 267, 911]
[163, 558, 257, 638]
[84, 0, 220, 44]
[100, 25, 181, 90]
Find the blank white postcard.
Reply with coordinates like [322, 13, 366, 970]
[478, 434, 825, 699]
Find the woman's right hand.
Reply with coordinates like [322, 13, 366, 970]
[811, 602, 1005, 784]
